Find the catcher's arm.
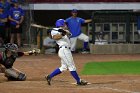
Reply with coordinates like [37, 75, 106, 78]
[23, 48, 41, 56]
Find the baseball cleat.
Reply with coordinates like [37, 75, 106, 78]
[45, 75, 51, 85]
[81, 49, 90, 54]
[77, 79, 88, 86]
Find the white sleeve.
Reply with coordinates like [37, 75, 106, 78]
[51, 30, 60, 37]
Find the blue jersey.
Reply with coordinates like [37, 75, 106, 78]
[0, 12, 7, 26]
[3, 1, 11, 14]
[65, 17, 85, 37]
[9, 7, 24, 25]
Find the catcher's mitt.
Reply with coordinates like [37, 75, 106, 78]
[26, 48, 41, 56]
[32, 48, 41, 56]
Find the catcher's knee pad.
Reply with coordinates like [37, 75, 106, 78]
[5, 69, 26, 81]
[5, 68, 19, 78]
[17, 73, 26, 81]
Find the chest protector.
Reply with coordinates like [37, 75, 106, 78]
[1, 52, 16, 69]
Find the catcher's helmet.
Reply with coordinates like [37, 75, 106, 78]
[4, 43, 18, 52]
[55, 19, 65, 28]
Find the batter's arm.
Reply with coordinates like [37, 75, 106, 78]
[52, 34, 63, 40]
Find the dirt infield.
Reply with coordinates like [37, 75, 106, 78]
[0, 54, 140, 93]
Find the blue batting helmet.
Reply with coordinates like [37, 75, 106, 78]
[55, 19, 65, 28]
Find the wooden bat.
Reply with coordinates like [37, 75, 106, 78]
[31, 23, 49, 29]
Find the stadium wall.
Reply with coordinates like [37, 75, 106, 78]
[90, 44, 140, 54]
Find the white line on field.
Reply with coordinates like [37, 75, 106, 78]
[102, 86, 140, 93]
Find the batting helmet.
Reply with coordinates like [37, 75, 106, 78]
[55, 19, 65, 28]
[4, 43, 18, 52]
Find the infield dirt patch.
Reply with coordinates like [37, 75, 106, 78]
[0, 54, 140, 93]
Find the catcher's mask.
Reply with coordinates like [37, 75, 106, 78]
[4, 43, 18, 53]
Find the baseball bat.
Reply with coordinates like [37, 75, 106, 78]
[31, 23, 49, 29]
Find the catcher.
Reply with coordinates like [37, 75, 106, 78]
[0, 43, 40, 81]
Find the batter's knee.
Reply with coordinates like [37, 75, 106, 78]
[68, 66, 76, 71]
[59, 66, 67, 72]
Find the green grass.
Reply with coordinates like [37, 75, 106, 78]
[81, 61, 140, 75]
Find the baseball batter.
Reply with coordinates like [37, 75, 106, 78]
[45, 19, 88, 86]
[65, 9, 92, 53]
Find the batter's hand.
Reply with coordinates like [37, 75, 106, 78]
[65, 30, 72, 37]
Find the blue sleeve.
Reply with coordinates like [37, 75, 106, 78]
[80, 18, 85, 24]
[8, 8, 12, 17]
[65, 18, 70, 23]
[20, 8, 25, 16]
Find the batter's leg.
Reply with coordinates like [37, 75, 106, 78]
[45, 68, 62, 85]
[49, 68, 61, 79]
[45, 49, 68, 85]
[70, 71, 80, 84]
[59, 48, 80, 84]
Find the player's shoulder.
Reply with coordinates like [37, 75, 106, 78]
[65, 17, 72, 21]
[77, 17, 84, 20]
[17, 7, 24, 11]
